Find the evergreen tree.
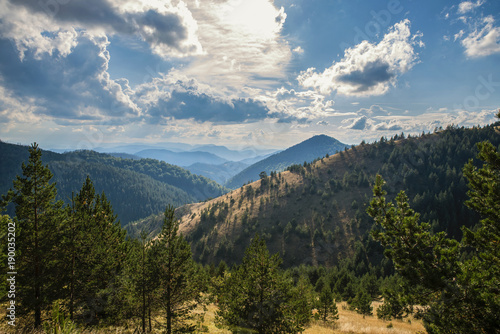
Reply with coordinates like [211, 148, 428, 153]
[367, 137, 500, 334]
[317, 285, 339, 323]
[65, 176, 129, 324]
[153, 205, 201, 334]
[5, 143, 65, 328]
[217, 234, 309, 333]
[351, 290, 372, 316]
[459, 139, 500, 333]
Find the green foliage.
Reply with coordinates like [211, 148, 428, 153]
[217, 235, 310, 333]
[5, 143, 66, 328]
[317, 285, 339, 323]
[350, 290, 372, 316]
[367, 136, 500, 334]
[65, 176, 129, 325]
[152, 205, 203, 334]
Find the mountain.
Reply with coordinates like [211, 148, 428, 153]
[0, 142, 227, 225]
[134, 149, 227, 166]
[224, 134, 350, 189]
[190, 144, 277, 162]
[126, 124, 500, 268]
[185, 161, 249, 185]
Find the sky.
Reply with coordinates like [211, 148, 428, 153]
[0, 0, 499, 151]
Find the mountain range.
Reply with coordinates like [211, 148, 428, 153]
[126, 123, 500, 268]
[0, 142, 226, 225]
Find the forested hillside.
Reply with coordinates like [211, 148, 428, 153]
[170, 124, 499, 267]
[0, 142, 227, 225]
[225, 134, 350, 188]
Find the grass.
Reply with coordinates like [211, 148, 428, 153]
[304, 302, 425, 334]
[199, 301, 425, 334]
[1, 301, 425, 333]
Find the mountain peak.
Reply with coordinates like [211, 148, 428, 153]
[225, 134, 350, 188]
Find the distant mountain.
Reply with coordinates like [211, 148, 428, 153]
[0, 142, 227, 226]
[186, 161, 249, 185]
[224, 134, 350, 189]
[134, 149, 227, 166]
[239, 152, 278, 165]
[190, 144, 278, 162]
[94, 142, 193, 154]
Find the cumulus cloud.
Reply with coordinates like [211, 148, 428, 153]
[267, 87, 336, 121]
[297, 19, 423, 97]
[461, 16, 500, 57]
[457, 0, 484, 14]
[0, 33, 138, 123]
[357, 105, 391, 117]
[134, 71, 277, 124]
[182, 0, 291, 90]
[5, 0, 203, 58]
[341, 116, 371, 130]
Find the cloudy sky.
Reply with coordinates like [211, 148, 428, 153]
[1, 0, 499, 151]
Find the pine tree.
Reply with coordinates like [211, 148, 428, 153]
[217, 234, 309, 333]
[317, 285, 339, 323]
[65, 176, 129, 324]
[152, 205, 201, 334]
[367, 145, 500, 334]
[6, 143, 66, 328]
[351, 290, 372, 317]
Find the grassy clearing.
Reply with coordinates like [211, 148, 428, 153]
[1, 301, 425, 333]
[304, 302, 424, 334]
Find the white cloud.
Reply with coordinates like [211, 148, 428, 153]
[461, 16, 500, 57]
[181, 0, 291, 91]
[342, 108, 497, 133]
[297, 19, 423, 97]
[293, 46, 304, 54]
[1, 0, 203, 60]
[357, 105, 391, 117]
[457, 0, 484, 14]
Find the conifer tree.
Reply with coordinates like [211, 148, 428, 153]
[351, 290, 372, 316]
[6, 143, 66, 328]
[217, 234, 310, 333]
[65, 176, 129, 324]
[317, 285, 339, 323]
[152, 205, 201, 334]
[367, 137, 500, 334]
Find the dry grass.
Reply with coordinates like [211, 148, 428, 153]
[1, 301, 425, 334]
[197, 301, 425, 334]
[303, 302, 425, 334]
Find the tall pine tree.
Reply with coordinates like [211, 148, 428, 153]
[6, 143, 65, 328]
[65, 176, 129, 324]
[152, 205, 202, 334]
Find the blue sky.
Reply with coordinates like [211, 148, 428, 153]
[0, 0, 499, 151]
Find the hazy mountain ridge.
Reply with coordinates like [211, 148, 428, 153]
[224, 134, 350, 189]
[185, 161, 249, 185]
[134, 149, 228, 166]
[0, 142, 227, 225]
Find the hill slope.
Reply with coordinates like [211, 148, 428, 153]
[0, 142, 227, 225]
[224, 134, 350, 189]
[164, 124, 499, 267]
